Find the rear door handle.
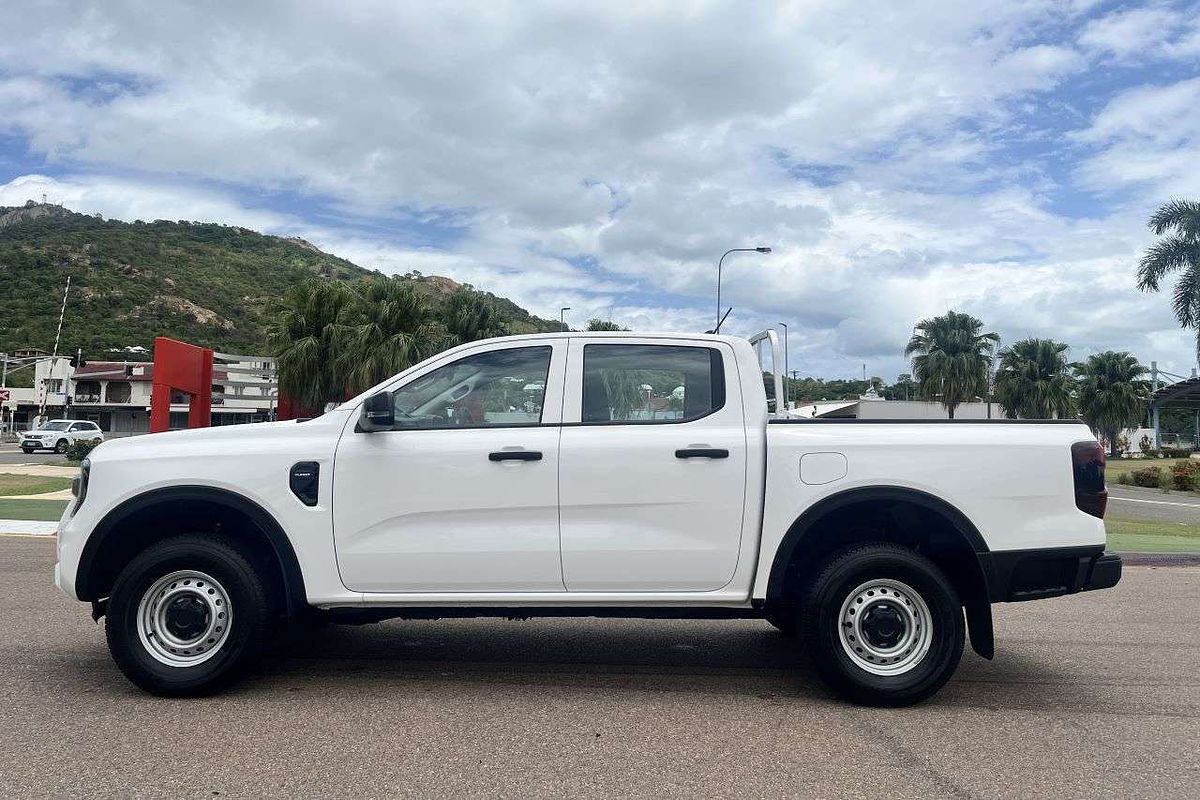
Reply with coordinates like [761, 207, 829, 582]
[675, 448, 729, 459]
[489, 450, 543, 462]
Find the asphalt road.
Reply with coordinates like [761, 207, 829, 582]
[1, 537, 1197, 798]
[1108, 484, 1200, 524]
[0, 444, 64, 465]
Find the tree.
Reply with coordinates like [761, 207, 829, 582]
[336, 278, 447, 396]
[1075, 351, 1150, 457]
[904, 311, 999, 418]
[1137, 199, 1200, 367]
[443, 288, 507, 344]
[586, 319, 627, 331]
[267, 280, 355, 412]
[993, 338, 1076, 419]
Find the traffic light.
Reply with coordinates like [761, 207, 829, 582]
[69, 353, 88, 368]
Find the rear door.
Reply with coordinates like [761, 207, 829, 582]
[558, 339, 748, 591]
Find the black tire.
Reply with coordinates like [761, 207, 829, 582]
[55, 438, 69, 454]
[764, 608, 798, 637]
[801, 543, 964, 707]
[105, 534, 271, 697]
[21, 447, 34, 454]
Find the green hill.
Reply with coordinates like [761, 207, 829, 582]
[0, 201, 561, 362]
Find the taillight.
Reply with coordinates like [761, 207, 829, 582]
[1071, 441, 1106, 519]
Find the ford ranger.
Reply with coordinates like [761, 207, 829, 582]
[54, 331, 1120, 705]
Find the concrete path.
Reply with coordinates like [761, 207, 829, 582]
[0, 521, 57, 536]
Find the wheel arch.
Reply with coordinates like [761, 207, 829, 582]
[766, 485, 995, 659]
[76, 486, 307, 616]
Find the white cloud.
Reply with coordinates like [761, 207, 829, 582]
[1, 1, 1197, 379]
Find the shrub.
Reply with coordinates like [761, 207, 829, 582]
[1130, 467, 1161, 488]
[1139, 434, 1155, 457]
[1163, 447, 1195, 459]
[1116, 471, 1131, 486]
[1159, 468, 1174, 492]
[65, 438, 102, 462]
[1171, 460, 1200, 491]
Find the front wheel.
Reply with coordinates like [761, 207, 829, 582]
[21, 447, 34, 454]
[105, 534, 271, 696]
[802, 543, 964, 707]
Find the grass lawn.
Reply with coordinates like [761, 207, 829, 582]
[0, 473, 72, 497]
[0, 498, 70, 521]
[1105, 457, 1191, 480]
[1105, 517, 1200, 553]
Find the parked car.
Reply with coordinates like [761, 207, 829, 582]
[53, 332, 1118, 705]
[19, 419, 104, 454]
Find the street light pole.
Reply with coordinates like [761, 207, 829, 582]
[715, 246, 772, 333]
[560, 307, 571, 332]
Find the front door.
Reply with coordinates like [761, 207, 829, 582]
[333, 341, 566, 593]
[558, 340, 748, 591]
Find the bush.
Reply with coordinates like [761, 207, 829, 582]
[1163, 447, 1195, 459]
[1116, 471, 1131, 486]
[1159, 468, 1174, 492]
[65, 438, 102, 462]
[1171, 460, 1200, 491]
[1130, 467, 1161, 488]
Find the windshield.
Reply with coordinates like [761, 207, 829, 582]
[39, 421, 71, 431]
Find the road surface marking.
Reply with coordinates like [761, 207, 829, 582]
[1109, 496, 1200, 509]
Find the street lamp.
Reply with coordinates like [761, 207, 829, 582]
[777, 322, 789, 408]
[560, 307, 571, 331]
[715, 247, 771, 333]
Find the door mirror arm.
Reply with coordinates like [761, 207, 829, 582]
[359, 391, 395, 432]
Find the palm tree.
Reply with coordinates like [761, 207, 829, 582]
[993, 338, 1076, 419]
[267, 280, 356, 412]
[1075, 351, 1150, 457]
[1137, 199, 1200, 366]
[337, 278, 447, 395]
[904, 311, 1000, 418]
[443, 288, 507, 344]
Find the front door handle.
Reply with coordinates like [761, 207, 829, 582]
[675, 448, 729, 459]
[489, 450, 543, 462]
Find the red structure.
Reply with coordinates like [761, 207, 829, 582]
[149, 337, 213, 433]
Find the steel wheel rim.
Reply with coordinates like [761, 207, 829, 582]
[837, 578, 933, 676]
[136, 570, 232, 667]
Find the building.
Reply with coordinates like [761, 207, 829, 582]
[788, 385, 1001, 420]
[2, 357, 277, 436]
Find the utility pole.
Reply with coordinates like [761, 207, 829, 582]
[1151, 361, 1160, 449]
[38, 276, 71, 422]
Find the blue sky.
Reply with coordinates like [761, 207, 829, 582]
[1, 0, 1198, 379]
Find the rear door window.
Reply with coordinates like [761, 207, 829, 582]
[581, 344, 724, 423]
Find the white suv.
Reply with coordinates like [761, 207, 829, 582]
[19, 419, 104, 454]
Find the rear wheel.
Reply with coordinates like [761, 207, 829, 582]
[55, 439, 69, 454]
[105, 534, 271, 696]
[801, 543, 964, 706]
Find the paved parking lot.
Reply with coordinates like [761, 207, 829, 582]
[1, 535, 1197, 798]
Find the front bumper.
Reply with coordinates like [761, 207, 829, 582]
[984, 546, 1121, 603]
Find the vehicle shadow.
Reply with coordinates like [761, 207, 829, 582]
[257, 617, 1101, 710]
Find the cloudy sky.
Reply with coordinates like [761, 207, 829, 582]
[2, 0, 1199, 380]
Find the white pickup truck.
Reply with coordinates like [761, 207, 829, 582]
[54, 331, 1119, 705]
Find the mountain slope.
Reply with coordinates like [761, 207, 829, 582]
[0, 202, 560, 359]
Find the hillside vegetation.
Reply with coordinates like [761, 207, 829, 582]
[0, 202, 560, 360]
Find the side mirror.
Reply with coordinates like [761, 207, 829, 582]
[359, 391, 394, 432]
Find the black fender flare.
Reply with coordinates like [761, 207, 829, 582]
[766, 485, 995, 659]
[76, 485, 307, 614]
